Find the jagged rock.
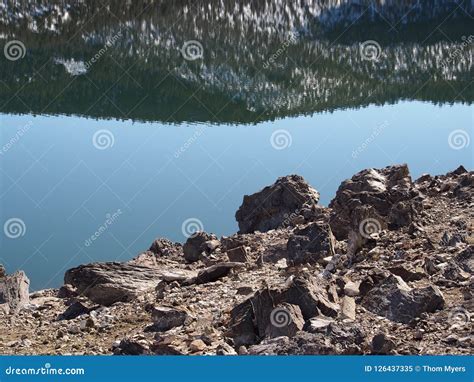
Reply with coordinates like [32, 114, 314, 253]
[248, 324, 365, 355]
[216, 342, 238, 355]
[388, 265, 426, 282]
[149, 238, 182, 256]
[115, 337, 151, 355]
[440, 232, 466, 247]
[0, 270, 30, 313]
[235, 175, 320, 234]
[455, 246, 473, 273]
[361, 274, 445, 323]
[228, 274, 339, 345]
[226, 246, 249, 263]
[64, 262, 161, 306]
[343, 281, 360, 297]
[193, 262, 244, 285]
[151, 306, 191, 331]
[265, 303, 305, 338]
[286, 223, 336, 265]
[183, 232, 218, 263]
[57, 301, 91, 320]
[189, 339, 207, 352]
[329, 164, 420, 240]
[0, 265, 5, 278]
[304, 317, 334, 333]
[371, 333, 396, 355]
[340, 296, 356, 320]
[57, 284, 78, 299]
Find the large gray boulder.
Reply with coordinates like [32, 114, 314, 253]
[228, 274, 339, 346]
[361, 274, 445, 323]
[235, 175, 320, 234]
[64, 262, 162, 306]
[0, 269, 30, 313]
[329, 164, 421, 240]
[183, 232, 219, 263]
[287, 222, 336, 265]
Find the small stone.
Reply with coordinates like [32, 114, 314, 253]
[340, 296, 356, 320]
[151, 306, 190, 331]
[227, 246, 249, 263]
[371, 333, 395, 354]
[344, 281, 360, 297]
[189, 339, 207, 352]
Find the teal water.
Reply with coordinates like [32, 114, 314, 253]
[0, 0, 473, 289]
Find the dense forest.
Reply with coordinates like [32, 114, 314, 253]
[0, 0, 472, 124]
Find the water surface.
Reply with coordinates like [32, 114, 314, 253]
[0, 0, 472, 289]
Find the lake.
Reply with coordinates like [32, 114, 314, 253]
[0, 0, 472, 290]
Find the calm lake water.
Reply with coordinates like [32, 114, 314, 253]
[0, 0, 472, 289]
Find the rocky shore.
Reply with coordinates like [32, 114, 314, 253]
[1, 164, 472, 355]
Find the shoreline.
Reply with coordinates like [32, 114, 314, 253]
[1, 164, 472, 355]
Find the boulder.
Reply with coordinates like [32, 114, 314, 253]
[455, 246, 473, 273]
[148, 238, 182, 256]
[57, 301, 92, 320]
[0, 270, 30, 313]
[287, 223, 336, 265]
[64, 262, 161, 306]
[228, 274, 339, 345]
[340, 296, 356, 320]
[247, 324, 365, 355]
[195, 262, 244, 284]
[371, 333, 396, 354]
[235, 175, 320, 234]
[183, 232, 219, 263]
[226, 246, 250, 263]
[265, 303, 305, 338]
[361, 274, 445, 323]
[151, 306, 191, 331]
[329, 164, 420, 240]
